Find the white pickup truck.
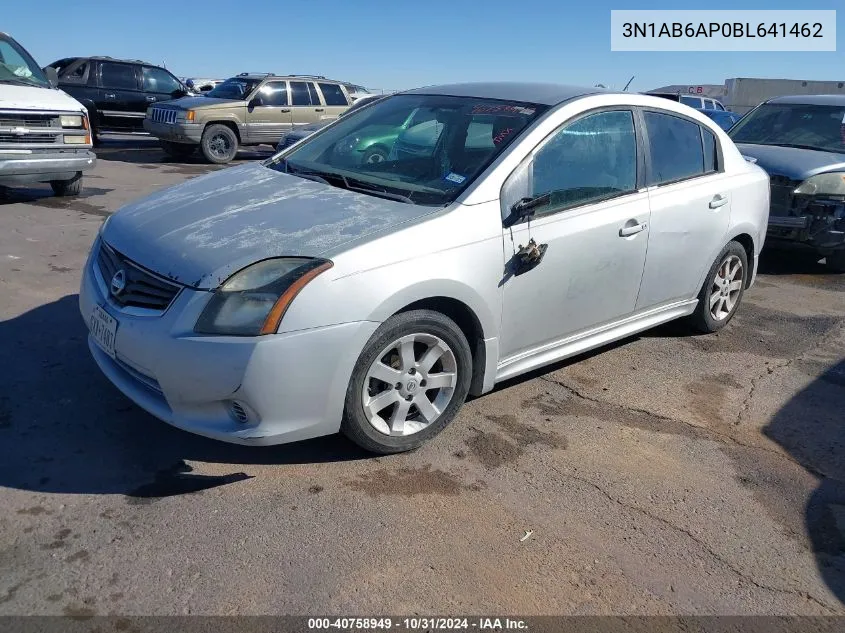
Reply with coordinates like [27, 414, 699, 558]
[0, 31, 95, 196]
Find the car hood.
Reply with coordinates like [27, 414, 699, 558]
[164, 96, 242, 110]
[733, 143, 845, 181]
[102, 162, 440, 289]
[0, 84, 85, 112]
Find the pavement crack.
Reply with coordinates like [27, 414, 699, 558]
[735, 358, 793, 426]
[548, 464, 838, 613]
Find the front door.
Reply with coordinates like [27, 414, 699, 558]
[635, 110, 732, 310]
[499, 109, 650, 360]
[97, 61, 145, 132]
[245, 80, 292, 144]
[141, 66, 184, 107]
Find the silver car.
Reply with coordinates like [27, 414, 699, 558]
[80, 82, 770, 453]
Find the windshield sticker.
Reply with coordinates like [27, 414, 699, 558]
[471, 104, 536, 116]
[493, 127, 514, 145]
[444, 172, 466, 184]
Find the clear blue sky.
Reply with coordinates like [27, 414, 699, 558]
[6, 0, 844, 92]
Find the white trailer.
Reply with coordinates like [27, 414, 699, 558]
[725, 77, 845, 114]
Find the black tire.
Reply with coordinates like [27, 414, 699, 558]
[361, 145, 389, 165]
[824, 250, 845, 273]
[341, 310, 473, 454]
[50, 173, 83, 197]
[160, 140, 197, 159]
[689, 241, 749, 333]
[200, 124, 238, 164]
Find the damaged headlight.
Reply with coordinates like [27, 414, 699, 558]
[793, 172, 845, 197]
[195, 258, 332, 336]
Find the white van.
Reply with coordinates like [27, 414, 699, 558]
[0, 32, 95, 196]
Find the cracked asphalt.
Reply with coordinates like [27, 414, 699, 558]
[0, 138, 843, 616]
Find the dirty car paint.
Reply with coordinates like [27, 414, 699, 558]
[102, 163, 442, 289]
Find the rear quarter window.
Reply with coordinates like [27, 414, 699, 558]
[645, 111, 707, 185]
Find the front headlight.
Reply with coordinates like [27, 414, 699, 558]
[793, 172, 845, 197]
[194, 258, 333, 336]
[60, 114, 83, 128]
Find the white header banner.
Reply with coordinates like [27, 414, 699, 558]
[611, 10, 836, 51]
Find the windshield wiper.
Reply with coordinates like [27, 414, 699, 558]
[284, 162, 415, 204]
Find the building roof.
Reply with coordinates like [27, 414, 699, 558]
[766, 94, 845, 106]
[403, 82, 609, 105]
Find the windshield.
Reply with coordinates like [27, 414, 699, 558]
[267, 94, 547, 206]
[729, 102, 845, 153]
[206, 77, 261, 100]
[0, 34, 50, 88]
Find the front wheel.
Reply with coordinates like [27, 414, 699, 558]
[200, 124, 238, 164]
[341, 310, 473, 454]
[50, 173, 83, 197]
[689, 241, 748, 333]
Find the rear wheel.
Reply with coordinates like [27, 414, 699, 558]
[341, 310, 472, 454]
[200, 124, 238, 164]
[50, 173, 83, 197]
[689, 241, 748, 333]
[160, 140, 197, 159]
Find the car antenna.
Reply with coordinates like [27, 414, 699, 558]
[622, 75, 635, 92]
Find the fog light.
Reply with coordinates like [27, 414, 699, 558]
[228, 400, 250, 424]
[63, 135, 87, 144]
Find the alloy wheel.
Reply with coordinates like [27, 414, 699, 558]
[209, 134, 231, 159]
[709, 254, 743, 321]
[362, 333, 458, 436]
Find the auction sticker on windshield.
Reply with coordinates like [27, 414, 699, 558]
[90, 305, 117, 359]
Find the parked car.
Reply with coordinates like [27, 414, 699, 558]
[80, 83, 769, 453]
[186, 78, 223, 93]
[143, 73, 355, 163]
[49, 56, 191, 142]
[729, 94, 845, 271]
[649, 92, 741, 130]
[275, 94, 383, 153]
[0, 32, 95, 196]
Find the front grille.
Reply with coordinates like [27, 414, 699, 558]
[96, 242, 181, 312]
[149, 107, 177, 124]
[0, 115, 57, 128]
[0, 132, 59, 144]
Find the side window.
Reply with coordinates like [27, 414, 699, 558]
[531, 110, 638, 214]
[703, 99, 716, 110]
[318, 83, 349, 106]
[61, 61, 88, 83]
[290, 81, 311, 106]
[307, 82, 321, 105]
[142, 66, 181, 94]
[256, 81, 288, 106]
[644, 111, 705, 185]
[702, 128, 718, 173]
[680, 96, 700, 108]
[100, 62, 138, 90]
[714, 101, 726, 111]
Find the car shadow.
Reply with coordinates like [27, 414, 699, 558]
[758, 247, 836, 276]
[762, 359, 845, 605]
[94, 137, 275, 166]
[0, 295, 371, 500]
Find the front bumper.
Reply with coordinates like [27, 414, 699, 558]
[143, 120, 204, 144]
[0, 149, 96, 185]
[766, 197, 845, 254]
[79, 241, 378, 445]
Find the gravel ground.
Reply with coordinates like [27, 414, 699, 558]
[0, 138, 843, 616]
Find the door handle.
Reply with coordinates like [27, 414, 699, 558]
[104, 93, 116, 99]
[709, 194, 728, 209]
[619, 221, 648, 237]
[280, 108, 291, 113]
[315, 107, 325, 112]
[146, 96, 157, 102]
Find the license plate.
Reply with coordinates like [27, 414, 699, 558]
[90, 305, 117, 359]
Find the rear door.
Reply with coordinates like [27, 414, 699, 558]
[635, 110, 731, 310]
[141, 66, 185, 106]
[289, 81, 324, 128]
[316, 82, 350, 120]
[97, 61, 145, 132]
[245, 80, 292, 144]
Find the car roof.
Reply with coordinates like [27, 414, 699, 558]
[766, 94, 845, 106]
[87, 55, 156, 66]
[234, 73, 346, 83]
[402, 82, 610, 105]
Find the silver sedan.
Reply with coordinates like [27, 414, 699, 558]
[80, 82, 770, 453]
